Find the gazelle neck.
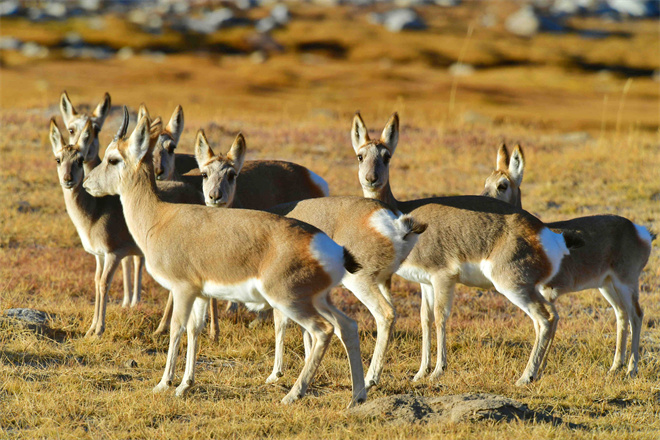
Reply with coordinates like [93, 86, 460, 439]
[119, 163, 161, 251]
[362, 182, 399, 211]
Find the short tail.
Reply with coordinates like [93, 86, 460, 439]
[394, 214, 427, 241]
[562, 231, 585, 250]
[343, 248, 362, 274]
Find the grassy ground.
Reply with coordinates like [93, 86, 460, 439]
[1, 3, 659, 439]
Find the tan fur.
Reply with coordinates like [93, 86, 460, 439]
[352, 112, 572, 386]
[83, 113, 367, 406]
[482, 143, 652, 377]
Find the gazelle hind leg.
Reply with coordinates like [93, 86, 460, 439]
[121, 257, 132, 308]
[176, 296, 208, 397]
[92, 253, 122, 337]
[413, 283, 434, 381]
[267, 308, 289, 384]
[154, 287, 196, 394]
[154, 291, 173, 336]
[599, 279, 629, 373]
[208, 299, 219, 342]
[130, 255, 144, 307]
[429, 275, 455, 381]
[625, 283, 643, 378]
[314, 295, 367, 407]
[85, 255, 104, 338]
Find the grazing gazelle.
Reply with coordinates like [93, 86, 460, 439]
[155, 128, 330, 339]
[482, 143, 653, 377]
[351, 112, 584, 386]
[194, 129, 427, 389]
[83, 109, 367, 406]
[60, 91, 144, 309]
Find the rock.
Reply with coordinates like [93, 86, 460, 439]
[271, 4, 290, 25]
[607, 0, 653, 17]
[79, 0, 102, 12]
[117, 46, 134, 60]
[434, 0, 460, 5]
[44, 2, 67, 19]
[21, 42, 49, 58]
[449, 62, 475, 76]
[0, 36, 22, 50]
[63, 32, 84, 48]
[245, 32, 285, 53]
[0, 1, 20, 17]
[124, 359, 138, 368]
[349, 393, 558, 425]
[4, 308, 51, 325]
[383, 8, 427, 32]
[250, 50, 267, 64]
[256, 16, 278, 33]
[505, 6, 539, 38]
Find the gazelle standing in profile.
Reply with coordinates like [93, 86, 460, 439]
[154, 125, 330, 339]
[481, 143, 653, 377]
[83, 110, 367, 406]
[60, 91, 144, 310]
[194, 129, 427, 390]
[351, 112, 584, 386]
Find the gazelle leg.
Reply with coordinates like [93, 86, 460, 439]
[267, 308, 289, 384]
[599, 279, 629, 373]
[176, 296, 208, 397]
[429, 275, 455, 381]
[154, 291, 173, 336]
[413, 283, 434, 381]
[625, 284, 643, 378]
[208, 299, 219, 342]
[130, 255, 144, 307]
[93, 253, 122, 337]
[515, 294, 558, 386]
[85, 255, 104, 338]
[121, 257, 132, 308]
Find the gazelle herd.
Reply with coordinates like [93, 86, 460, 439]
[50, 92, 653, 406]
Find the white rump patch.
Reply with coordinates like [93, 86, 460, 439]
[309, 233, 345, 285]
[634, 223, 653, 248]
[202, 278, 270, 312]
[369, 209, 421, 270]
[307, 169, 330, 196]
[538, 227, 569, 284]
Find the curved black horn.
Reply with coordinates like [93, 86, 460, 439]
[114, 106, 129, 141]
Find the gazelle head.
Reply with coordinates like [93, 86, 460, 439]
[59, 91, 111, 161]
[49, 118, 95, 190]
[351, 112, 398, 196]
[481, 143, 524, 208]
[84, 107, 154, 197]
[194, 129, 246, 208]
[148, 105, 184, 181]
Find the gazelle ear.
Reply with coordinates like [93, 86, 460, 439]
[227, 133, 247, 174]
[380, 112, 399, 154]
[150, 117, 162, 138]
[194, 129, 214, 167]
[137, 103, 151, 124]
[59, 91, 77, 126]
[509, 144, 524, 187]
[76, 120, 95, 160]
[165, 105, 184, 144]
[127, 115, 151, 163]
[496, 143, 509, 171]
[351, 112, 370, 153]
[49, 118, 65, 155]
[92, 92, 111, 128]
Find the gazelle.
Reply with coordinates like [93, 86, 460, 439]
[351, 112, 584, 386]
[60, 91, 144, 309]
[482, 143, 653, 377]
[155, 129, 331, 339]
[83, 110, 367, 406]
[194, 130, 427, 389]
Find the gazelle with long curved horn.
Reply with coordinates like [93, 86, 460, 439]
[351, 112, 582, 386]
[83, 111, 367, 406]
[482, 143, 653, 378]
[193, 129, 427, 390]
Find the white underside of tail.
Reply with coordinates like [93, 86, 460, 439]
[634, 223, 653, 248]
[538, 227, 569, 285]
[309, 233, 345, 286]
[307, 169, 330, 196]
[370, 209, 421, 269]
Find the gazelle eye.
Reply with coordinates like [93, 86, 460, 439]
[498, 182, 508, 191]
[201, 173, 208, 179]
[68, 128, 74, 134]
[108, 158, 119, 165]
[357, 155, 363, 162]
[55, 158, 61, 164]
[383, 152, 391, 164]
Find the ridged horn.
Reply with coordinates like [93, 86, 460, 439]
[114, 106, 129, 141]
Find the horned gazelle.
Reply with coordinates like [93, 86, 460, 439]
[482, 143, 653, 377]
[193, 130, 427, 389]
[83, 109, 367, 406]
[155, 127, 330, 340]
[60, 91, 144, 310]
[351, 112, 584, 385]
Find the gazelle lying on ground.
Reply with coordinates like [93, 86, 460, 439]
[481, 143, 653, 377]
[351, 112, 584, 386]
[60, 91, 144, 311]
[83, 110, 367, 406]
[194, 129, 427, 390]
[155, 128, 330, 339]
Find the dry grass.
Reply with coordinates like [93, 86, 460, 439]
[1, 2, 660, 439]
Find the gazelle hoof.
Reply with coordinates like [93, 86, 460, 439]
[266, 372, 283, 384]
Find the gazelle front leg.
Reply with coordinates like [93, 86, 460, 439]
[121, 257, 132, 308]
[598, 280, 629, 374]
[413, 283, 434, 381]
[515, 296, 558, 386]
[154, 286, 196, 394]
[429, 275, 455, 381]
[208, 299, 219, 342]
[130, 255, 144, 307]
[85, 254, 104, 338]
[267, 308, 289, 383]
[176, 296, 209, 397]
[92, 253, 122, 337]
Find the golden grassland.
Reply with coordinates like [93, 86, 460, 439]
[1, 3, 660, 439]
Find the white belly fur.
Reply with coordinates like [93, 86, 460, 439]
[203, 278, 270, 312]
